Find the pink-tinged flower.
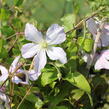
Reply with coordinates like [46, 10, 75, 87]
[86, 18, 109, 47]
[83, 50, 109, 70]
[0, 56, 29, 84]
[0, 92, 10, 109]
[95, 50, 109, 70]
[21, 23, 67, 77]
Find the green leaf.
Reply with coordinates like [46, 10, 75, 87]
[87, 93, 93, 106]
[6, 0, 14, 6]
[0, 39, 3, 53]
[0, 8, 10, 20]
[0, 47, 8, 58]
[1, 25, 15, 37]
[14, 0, 24, 6]
[48, 82, 73, 106]
[71, 89, 84, 101]
[83, 38, 93, 52]
[23, 0, 66, 24]
[61, 14, 76, 32]
[78, 37, 93, 52]
[41, 68, 58, 86]
[65, 72, 91, 94]
[12, 48, 20, 55]
[35, 98, 44, 109]
[51, 106, 68, 109]
[18, 100, 35, 109]
[12, 18, 23, 30]
[15, 87, 40, 103]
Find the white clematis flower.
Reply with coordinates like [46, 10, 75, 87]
[21, 23, 67, 77]
[0, 56, 29, 84]
[86, 18, 109, 47]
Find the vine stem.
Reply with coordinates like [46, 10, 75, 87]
[9, 62, 25, 106]
[66, 7, 106, 34]
[16, 59, 34, 109]
[16, 85, 33, 109]
[6, 32, 24, 40]
[0, 62, 24, 88]
[87, 23, 104, 69]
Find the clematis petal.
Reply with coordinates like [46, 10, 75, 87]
[25, 23, 43, 43]
[103, 23, 109, 34]
[9, 56, 20, 73]
[47, 47, 67, 64]
[29, 70, 39, 81]
[0, 66, 8, 82]
[0, 92, 10, 109]
[12, 69, 29, 84]
[46, 24, 66, 45]
[100, 23, 109, 47]
[0, 92, 9, 103]
[12, 76, 22, 84]
[95, 50, 109, 70]
[86, 18, 98, 36]
[34, 50, 47, 75]
[21, 43, 40, 58]
[95, 58, 109, 70]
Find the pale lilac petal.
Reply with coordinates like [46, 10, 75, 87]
[21, 43, 40, 58]
[46, 24, 66, 45]
[25, 23, 43, 43]
[9, 56, 20, 73]
[95, 50, 109, 70]
[29, 70, 39, 81]
[100, 23, 109, 47]
[100, 34, 109, 47]
[12, 69, 29, 84]
[86, 18, 98, 36]
[34, 50, 47, 75]
[104, 23, 109, 31]
[95, 58, 109, 70]
[47, 47, 67, 64]
[12, 76, 22, 84]
[0, 92, 10, 103]
[0, 92, 10, 109]
[0, 66, 8, 82]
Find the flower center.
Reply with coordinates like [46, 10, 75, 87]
[40, 40, 48, 49]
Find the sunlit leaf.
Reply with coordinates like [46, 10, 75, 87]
[65, 72, 91, 94]
[41, 68, 58, 86]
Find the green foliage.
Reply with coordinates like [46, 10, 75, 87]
[41, 67, 58, 86]
[1, 26, 15, 37]
[61, 14, 76, 32]
[78, 37, 93, 53]
[65, 72, 91, 94]
[0, 0, 109, 109]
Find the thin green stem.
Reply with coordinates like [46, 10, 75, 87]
[16, 85, 33, 109]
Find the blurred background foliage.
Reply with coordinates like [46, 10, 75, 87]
[1, 0, 109, 109]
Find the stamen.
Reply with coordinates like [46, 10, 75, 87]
[40, 40, 48, 49]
